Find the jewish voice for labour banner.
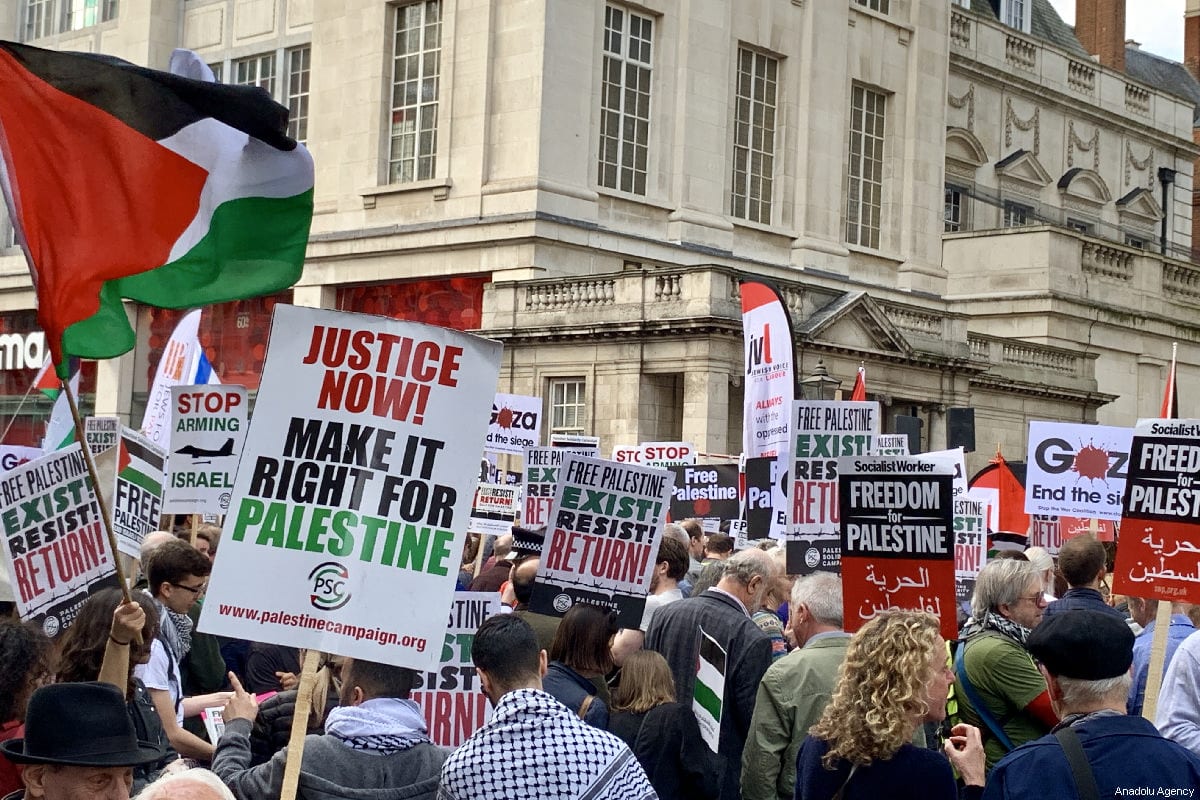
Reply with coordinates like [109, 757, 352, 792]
[0, 445, 119, 637]
[1113, 419, 1200, 605]
[839, 454, 957, 640]
[530, 454, 674, 629]
[163, 385, 248, 515]
[410, 592, 502, 748]
[199, 305, 503, 671]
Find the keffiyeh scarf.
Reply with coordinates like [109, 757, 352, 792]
[325, 698, 431, 754]
[969, 610, 1032, 646]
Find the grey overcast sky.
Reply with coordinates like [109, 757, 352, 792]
[1047, 0, 1185, 62]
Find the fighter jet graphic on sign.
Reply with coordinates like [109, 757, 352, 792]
[174, 437, 235, 464]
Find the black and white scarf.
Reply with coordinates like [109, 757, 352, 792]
[963, 611, 1032, 646]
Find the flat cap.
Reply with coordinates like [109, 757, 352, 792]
[1026, 609, 1134, 680]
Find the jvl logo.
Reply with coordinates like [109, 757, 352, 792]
[746, 324, 773, 372]
[308, 562, 351, 611]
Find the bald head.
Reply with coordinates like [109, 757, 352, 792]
[494, 533, 514, 559]
[512, 558, 539, 605]
[140, 531, 176, 561]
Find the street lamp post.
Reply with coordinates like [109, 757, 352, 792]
[800, 359, 841, 401]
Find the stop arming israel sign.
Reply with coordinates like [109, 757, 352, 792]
[200, 306, 502, 671]
[163, 386, 248, 514]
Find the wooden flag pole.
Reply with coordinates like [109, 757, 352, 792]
[1142, 600, 1175, 723]
[61, 379, 134, 605]
[280, 649, 322, 800]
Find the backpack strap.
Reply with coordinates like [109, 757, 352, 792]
[954, 640, 1015, 752]
[578, 694, 596, 720]
[1054, 726, 1100, 800]
[831, 764, 859, 800]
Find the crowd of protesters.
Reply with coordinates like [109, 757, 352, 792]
[4, 522, 1200, 800]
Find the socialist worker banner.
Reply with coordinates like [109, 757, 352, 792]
[411, 592, 502, 748]
[200, 305, 503, 671]
[1113, 419, 1200, 604]
[530, 454, 674, 628]
[839, 455, 957, 640]
[0, 445, 118, 637]
[1024, 421, 1131, 520]
[741, 282, 795, 540]
[163, 385, 248, 514]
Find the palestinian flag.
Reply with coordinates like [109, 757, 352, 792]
[692, 627, 726, 753]
[39, 361, 79, 451]
[112, 427, 166, 558]
[0, 42, 313, 374]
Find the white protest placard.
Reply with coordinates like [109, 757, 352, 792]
[200, 305, 503, 671]
[163, 385, 248, 514]
[0, 446, 41, 473]
[411, 592, 503, 747]
[790, 401, 879, 574]
[485, 394, 542, 456]
[0, 445, 118, 636]
[954, 490, 988, 609]
[550, 433, 600, 456]
[469, 484, 518, 536]
[530, 454, 674, 628]
[111, 428, 166, 558]
[611, 442, 697, 469]
[873, 434, 909, 456]
[522, 446, 593, 527]
[1024, 421, 1131, 520]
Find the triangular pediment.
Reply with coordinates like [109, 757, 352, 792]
[1116, 187, 1162, 223]
[1057, 168, 1112, 206]
[995, 149, 1052, 190]
[796, 291, 915, 358]
[946, 127, 988, 170]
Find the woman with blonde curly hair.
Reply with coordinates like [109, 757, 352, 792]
[793, 610, 986, 800]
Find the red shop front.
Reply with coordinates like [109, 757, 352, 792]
[0, 310, 97, 447]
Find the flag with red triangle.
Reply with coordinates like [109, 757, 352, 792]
[850, 364, 867, 402]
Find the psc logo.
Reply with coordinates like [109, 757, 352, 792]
[308, 562, 351, 611]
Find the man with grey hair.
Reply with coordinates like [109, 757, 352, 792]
[955, 557, 1058, 771]
[984, 610, 1200, 797]
[645, 548, 778, 800]
[135, 769, 234, 800]
[741, 572, 847, 800]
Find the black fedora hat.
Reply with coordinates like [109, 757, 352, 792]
[1, 682, 162, 767]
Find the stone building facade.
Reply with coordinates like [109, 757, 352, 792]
[0, 0, 1197, 476]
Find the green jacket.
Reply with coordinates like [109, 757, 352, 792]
[741, 633, 850, 800]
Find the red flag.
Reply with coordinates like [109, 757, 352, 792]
[969, 451, 1029, 538]
[850, 365, 867, 402]
[1161, 346, 1179, 419]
